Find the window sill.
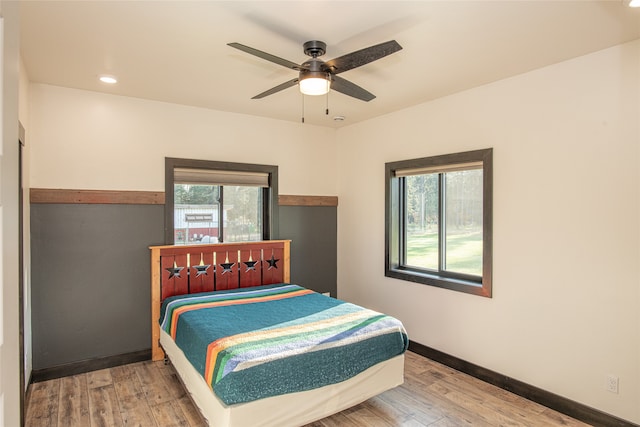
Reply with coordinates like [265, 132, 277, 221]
[385, 267, 490, 297]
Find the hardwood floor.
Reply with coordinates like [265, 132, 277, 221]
[26, 351, 591, 427]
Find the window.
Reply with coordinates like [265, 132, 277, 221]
[165, 158, 278, 245]
[385, 148, 492, 297]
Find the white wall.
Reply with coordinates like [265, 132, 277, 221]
[337, 40, 640, 423]
[19, 55, 31, 390]
[29, 84, 337, 196]
[0, 1, 22, 426]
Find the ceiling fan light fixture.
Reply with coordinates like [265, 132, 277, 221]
[299, 75, 330, 96]
[630, 0, 640, 7]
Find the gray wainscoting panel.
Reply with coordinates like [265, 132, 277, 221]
[279, 206, 337, 296]
[30, 202, 336, 371]
[30, 204, 165, 370]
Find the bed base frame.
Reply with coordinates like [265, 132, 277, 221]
[149, 239, 406, 427]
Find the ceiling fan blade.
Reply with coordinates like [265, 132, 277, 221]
[331, 76, 375, 102]
[252, 78, 299, 99]
[228, 42, 302, 70]
[324, 40, 402, 74]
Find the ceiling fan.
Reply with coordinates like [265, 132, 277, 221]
[228, 39, 402, 102]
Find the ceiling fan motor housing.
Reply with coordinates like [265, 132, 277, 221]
[303, 40, 326, 58]
[299, 58, 331, 82]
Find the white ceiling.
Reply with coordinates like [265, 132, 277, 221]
[19, 1, 640, 128]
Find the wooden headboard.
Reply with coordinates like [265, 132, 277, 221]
[149, 240, 291, 361]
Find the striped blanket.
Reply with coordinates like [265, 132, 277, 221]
[160, 284, 408, 405]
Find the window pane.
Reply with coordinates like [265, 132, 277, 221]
[222, 186, 263, 242]
[405, 174, 439, 270]
[444, 170, 483, 276]
[174, 184, 219, 245]
[385, 148, 492, 296]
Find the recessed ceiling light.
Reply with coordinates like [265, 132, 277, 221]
[99, 75, 117, 84]
[333, 115, 345, 121]
[630, 0, 640, 7]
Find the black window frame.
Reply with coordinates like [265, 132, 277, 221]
[385, 148, 493, 297]
[165, 157, 278, 244]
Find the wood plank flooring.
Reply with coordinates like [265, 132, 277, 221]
[26, 351, 591, 427]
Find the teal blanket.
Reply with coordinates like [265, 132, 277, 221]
[160, 284, 408, 405]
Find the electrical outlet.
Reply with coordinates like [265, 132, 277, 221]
[606, 375, 619, 394]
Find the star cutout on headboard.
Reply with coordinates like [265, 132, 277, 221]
[243, 260, 258, 272]
[267, 255, 279, 270]
[166, 265, 184, 279]
[193, 264, 210, 278]
[220, 262, 235, 275]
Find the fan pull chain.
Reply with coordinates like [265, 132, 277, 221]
[326, 90, 329, 115]
[301, 94, 305, 123]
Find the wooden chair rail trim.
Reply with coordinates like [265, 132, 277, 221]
[30, 188, 165, 205]
[29, 188, 337, 207]
[278, 195, 338, 206]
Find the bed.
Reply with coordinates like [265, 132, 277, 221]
[150, 240, 407, 427]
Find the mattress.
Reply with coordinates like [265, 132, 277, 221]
[159, 284, 408, 405]
[161, 328, 405, 427]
